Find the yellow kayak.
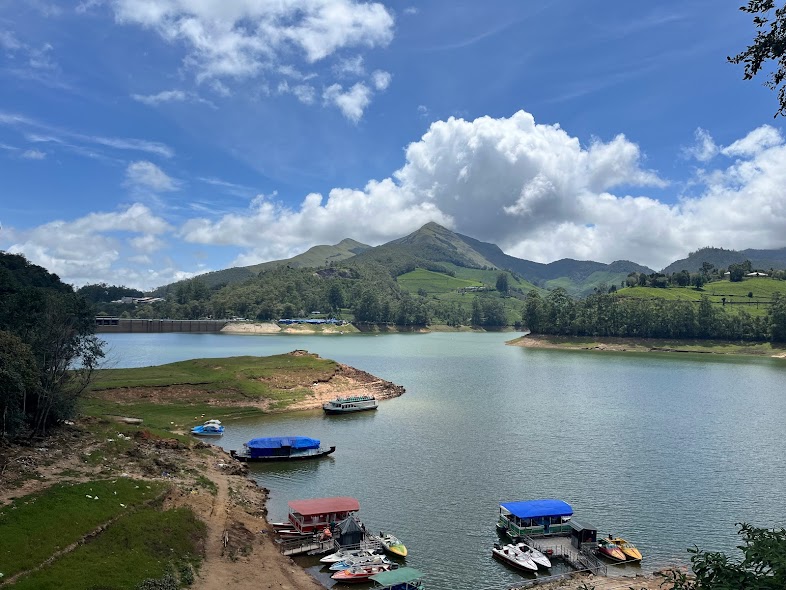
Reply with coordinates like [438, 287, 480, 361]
[612, 537, 642, 561]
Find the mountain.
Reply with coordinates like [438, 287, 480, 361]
[152, 238, 371, 294]
[661, 247, 786, 274]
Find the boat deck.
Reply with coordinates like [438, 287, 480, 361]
[524, 534, 606, 576]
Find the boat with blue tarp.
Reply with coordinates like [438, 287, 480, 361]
[497, 498, 573, 540]
[191, 420, 224, 436]
[230, 436, 335, 462]
[370, 566, 425, 590]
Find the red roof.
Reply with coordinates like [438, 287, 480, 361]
[288, 497, 360, 516]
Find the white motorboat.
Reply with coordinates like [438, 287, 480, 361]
[514, 543, 552, 568]
[329, 555, 392, 570]
[320, 548, 376, 564]
[492, 543, 538, 572]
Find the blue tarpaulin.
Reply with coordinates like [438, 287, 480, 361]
[247, 437, 320, 449]
[500, 499, 573, 519]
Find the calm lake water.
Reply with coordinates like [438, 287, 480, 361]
[101, 332, 786, 590]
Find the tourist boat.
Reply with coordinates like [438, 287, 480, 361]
[190, 421, 224, 436]
[513, 542, 552, 568]
[230, 436, 335, 462]
[277, 496, 361, 539]
[320, 548, 378, 564]
[379, 531, 408, 557]
[611, 537, 643, 561]
[331, 564, 393, 583]
[492, 543, 538, 572]
[497, 498, 573, 540]
[329, 555, 393, 571]
[323, 395, 378, 414]
[370, 566, 425, 590]
[597, 538, 627, 562]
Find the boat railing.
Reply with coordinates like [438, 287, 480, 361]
[521, 535, 607, 577]
[335, 537, 384, 552]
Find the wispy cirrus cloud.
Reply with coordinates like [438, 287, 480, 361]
[0, 110, 174, 158]
[131, 89, 216, 108]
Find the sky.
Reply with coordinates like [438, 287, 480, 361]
[1, 0, 786, 290]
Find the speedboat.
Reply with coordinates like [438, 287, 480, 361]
[379, 531, 408, 557]
[492, 543, 538, 572]
[329, 556, 393, 571]
[191, 422, 224, 436]
[612, 537, 643, 561]
[320, 548, 377, 564]
[597, 538, 627, 562]
[331, 564, 393, 583]
[513, 543, 551, 568]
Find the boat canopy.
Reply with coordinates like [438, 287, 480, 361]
[500, 499, 573, 519]
[246, 437, 320, 450]
[288, 497, 360, 516]
[370, 567, 424, 586]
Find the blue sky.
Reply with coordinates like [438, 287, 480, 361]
[1, 0, 785, 289]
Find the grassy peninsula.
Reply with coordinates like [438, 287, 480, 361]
[0, 352, 404, 590]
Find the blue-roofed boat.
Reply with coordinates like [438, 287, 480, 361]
[497, 498, 573, 540]
[230, 436, 335, 462]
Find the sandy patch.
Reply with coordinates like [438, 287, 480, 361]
[221, 323, 281, 334]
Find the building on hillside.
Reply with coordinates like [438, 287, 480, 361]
[746, 271, 768, 277]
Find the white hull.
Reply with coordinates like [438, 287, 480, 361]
[492, 544, 538, 571]
[514, 543, 552, 568]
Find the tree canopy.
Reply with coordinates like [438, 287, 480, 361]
[729, 1, 786, 117]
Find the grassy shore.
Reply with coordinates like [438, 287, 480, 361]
[508, 334, 786, 357]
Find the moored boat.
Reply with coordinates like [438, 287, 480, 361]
[597, 538, 627, 562]
[329, 555, 393, 571]
[331, 564, 393, 583]
[497, 498, 573, 540]
[612, 537, 642, 561]
[513, 542, 552, 568]
[320, 548, 378, 564]
[323, 395, 378, 414]
[492, 543, 538, 572]
[191, 422, 224, 436]
[230, 436, 335, 462]
[379, 531, 408, 557]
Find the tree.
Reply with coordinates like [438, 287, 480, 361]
[667, 523, 786, 589]
[729, 1, 786, 117]
[0, 331, 39, 439]
[327, 283, 345, 312]
[496, 273, 509, 295]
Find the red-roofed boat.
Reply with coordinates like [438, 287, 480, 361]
[277, 496, 361, 537]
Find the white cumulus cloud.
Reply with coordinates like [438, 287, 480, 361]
[323, 82, 372, 122]
[125, 160, 180, 192]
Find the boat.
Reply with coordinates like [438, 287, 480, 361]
[611, 537, 643, 561]
[276, 496, 361, 539]
[329, 555, 393, 570]
[597, 538, 627, 562]
[492, 543, 538, 572]
[379, 531, 408, 557]
[230, 436, 335, 462]
[513, 542, 552, 568]
[331, 564, 393, 583]
[323, 395, 378, 414]
[190, 422, 224, 436]
[370, 566, 425, 590]
[497, 498, 573, 540]
[320, 548, 378, 564]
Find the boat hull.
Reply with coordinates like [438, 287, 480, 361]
[598, 546, 627, 562]
[323, 406, 378, 414]
[492, 547, 538, 572]
[231, 446, 336, 462]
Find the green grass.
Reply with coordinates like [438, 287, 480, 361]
[0, 479, 165, 580]
[84, 353, 340, 426]
[397, 267, 483, 294]
[617, 278, 786, 317]
[9, 506, 205, 590]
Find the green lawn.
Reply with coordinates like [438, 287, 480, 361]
[0, 479, 166, 580]
[9, 506, 204, 590]
[397, 267, 483, 294]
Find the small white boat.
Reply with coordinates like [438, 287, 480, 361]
[514, 543, 551, 568]
[323, 395, 378, 414]
[492, 543, 538, 572]
[321, 548, 377, 564]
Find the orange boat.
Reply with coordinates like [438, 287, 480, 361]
[331, 564, 393, 583]
[597, 538, 626, 562]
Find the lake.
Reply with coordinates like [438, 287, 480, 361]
[101, 331, 786, 590]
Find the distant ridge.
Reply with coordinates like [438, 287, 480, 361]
[661, 246, 786, 274]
